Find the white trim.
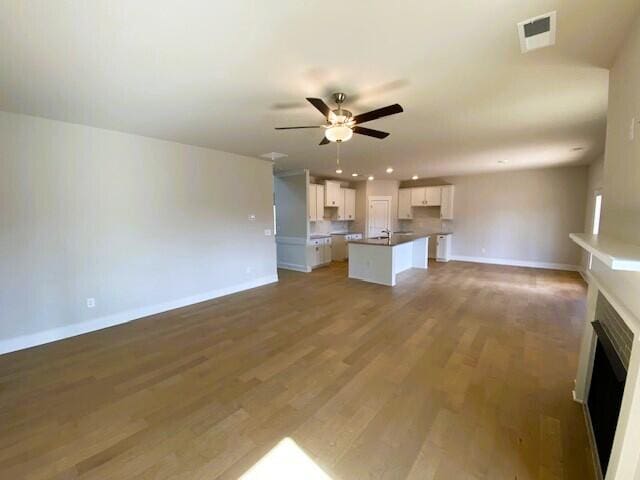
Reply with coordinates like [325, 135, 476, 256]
[0, 274, 279, 356]
[275, 236, 307, 245]
[449, 255, 580, 271]
[277, 262, 311, 273]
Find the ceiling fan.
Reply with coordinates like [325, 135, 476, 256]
[275, 93, 403, 145]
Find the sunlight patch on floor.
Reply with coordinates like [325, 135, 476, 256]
[239, 437, 332, 479]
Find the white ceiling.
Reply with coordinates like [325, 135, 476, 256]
[1, 1, 638, 180]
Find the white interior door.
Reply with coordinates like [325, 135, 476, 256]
[368, 198, 390, 238]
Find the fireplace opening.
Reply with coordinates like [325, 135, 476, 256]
[586, 293, 633, 477]
[587, 321, 626, 475]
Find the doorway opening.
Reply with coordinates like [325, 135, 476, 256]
[589, 192, 602, 269]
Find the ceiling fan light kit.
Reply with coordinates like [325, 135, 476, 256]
[325, 125, 353, 143]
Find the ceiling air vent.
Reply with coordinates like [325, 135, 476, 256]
[517, 11, 556, 53]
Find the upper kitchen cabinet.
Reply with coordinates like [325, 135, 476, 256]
[308, 183, 325, 222]
[308, 183, 317, 221]
[344, 188, 356, 221]
[316, 184, 325, 221]
[401, 184, 454, 219]
[324, 180, 342, 207]
[440, 185, 454, 219]
[336, 187, 355, 221]
[425, 186, 441, 206]
[398, 188, 413, 219]
[410, 186, 441, 207]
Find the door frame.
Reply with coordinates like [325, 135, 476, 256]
[366, 195, 392, 238]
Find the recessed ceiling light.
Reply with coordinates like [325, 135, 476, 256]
[351, 173, 359, 177]
[335, 168, 343, 174]
[411, 175, 419, 180]
[368, 175, 374, 181]
[386, 167, 394, 173]
[571, 147, 584, 151]
[497, 160, 507, 164]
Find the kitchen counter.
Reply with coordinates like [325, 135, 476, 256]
[349, 232, 450, 247]
[309, 234, 331, 239]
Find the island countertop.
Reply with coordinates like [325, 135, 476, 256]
[348, 232, 450, 247]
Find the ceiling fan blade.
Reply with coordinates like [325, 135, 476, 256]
[319, 137, 330, 145]
[353, 126, 390, 139]
[306, 97, 331, 117]
[275, 126, 323, 130]
[353, 104, 403, 125]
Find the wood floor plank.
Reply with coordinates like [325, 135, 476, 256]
[0, 261, 595, 479]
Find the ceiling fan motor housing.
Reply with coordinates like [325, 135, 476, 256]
[333, 92, 347, 104]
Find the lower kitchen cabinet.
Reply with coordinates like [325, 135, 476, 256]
[308, 237, 332, 268]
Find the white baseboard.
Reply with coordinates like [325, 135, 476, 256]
[572, 389, 584, 404]
[0, 274, 279, 356]
[277, 262, 311, 273]
[449, 255, 581, 272]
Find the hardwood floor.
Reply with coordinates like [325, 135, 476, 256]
[0, 261, 595, 479]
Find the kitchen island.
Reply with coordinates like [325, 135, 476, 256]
[347, 234, 431, 286]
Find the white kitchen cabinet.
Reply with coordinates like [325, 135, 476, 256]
[325, 180, 342, 207]
[425, 186, 441, 206]
[398, 188, 412, 219]
[316, 184, 325, 221]
[322, 238, 332, 264]
[308, 184, 326, 222]
[308, 237, 332, 268]
[410, 187, 424, 207]
[308, 183, 317, 222]
[440, 185, 454, 219]
[410, 186, 441, 207]
[344, 188, 356, 221]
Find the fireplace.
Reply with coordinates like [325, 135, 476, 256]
[583, 293, 634, 478]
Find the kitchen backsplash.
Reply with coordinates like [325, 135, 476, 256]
[310, 219, 352, 235]
[399, 207, 453, 234]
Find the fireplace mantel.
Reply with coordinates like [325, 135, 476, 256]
[570, 233, 640, 271]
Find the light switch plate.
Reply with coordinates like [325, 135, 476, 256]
[248, 214, 256, 221]
[630, 117, 637, 141]
[264, 229, 272, 236]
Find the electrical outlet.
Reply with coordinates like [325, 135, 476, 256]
[264, 229, 272, 236]
[246, 266, 253, 274]
[481, 247, 486, 254]
[86, 298, 95, 308]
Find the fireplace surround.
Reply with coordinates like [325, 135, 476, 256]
[572, 258, 640, 480]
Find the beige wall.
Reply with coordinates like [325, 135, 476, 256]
[591, 15, 640, 327]
[586, 17, 640, 480]
[441, 167, 588, 267]
[0, 111, 277, 347]
[274, 171, 308, 238]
